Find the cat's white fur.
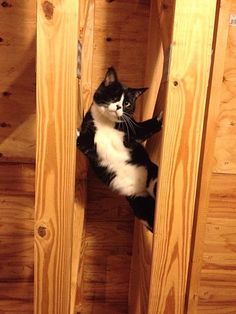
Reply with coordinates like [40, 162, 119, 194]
[91, 101, 148, 197]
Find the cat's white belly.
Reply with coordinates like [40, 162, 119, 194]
[94, 124, 148, 196]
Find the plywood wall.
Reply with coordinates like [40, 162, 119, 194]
[194, 1, 236, 312]
[82, 0, 151, 313]
[213, 3, 236, 174]
[0, 0, 36, 162]
[0, 163, 34, 312]
[187, 1, 236, 313]
[92, 0, 150, 120]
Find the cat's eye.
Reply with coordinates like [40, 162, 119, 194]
[124, 100, 131, 107]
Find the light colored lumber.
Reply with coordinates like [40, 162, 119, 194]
[129, 222, 153, 314]
[91, 0, 149, 92]
[70, 153, 87, 314]
[196, 173, 236, 311]
[148, 1, 217, 313]
[71, 2, 95, 311]
[35, 0, 78, 313]
[79, 0, 95, 118]
[187, 1, 233, 312]
[213, 1, 236, 174]
[129, 0, 174, 312]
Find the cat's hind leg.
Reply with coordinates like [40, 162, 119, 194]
[146, 162, 158, 198]
[126, 195, 155, 232]
[146, 177, 157, 198]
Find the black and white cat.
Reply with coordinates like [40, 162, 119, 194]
[77, 67, 162, 231]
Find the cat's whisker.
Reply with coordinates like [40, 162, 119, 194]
[122, 115, 130, 142]
[122, 113, 136, 135]
[122, 112, 143, 129]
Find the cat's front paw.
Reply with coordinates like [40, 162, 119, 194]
[76, 128, 81, 138]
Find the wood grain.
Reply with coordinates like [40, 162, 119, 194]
[0, 282, 33, 313]
[92, 0, 149, 119]
[0, 194, 34, 283]
[0, 164, 34, 312]
[71, 1, 94, 310]
[213, 1, 236, 174]
[35, 0, 78, 313]
[129, 1, 175, 312]
[196, 173, 236, 312]
[79, 0, 95, 118]
[148, 1, 217, 313]
[0, 163, 35, 195]
[0, 0, 36, 162]
[82, 170, 133, 313]
[187, 1, 232, 312]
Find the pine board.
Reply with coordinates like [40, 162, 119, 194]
[35, 0, 78, 313]
[148, 1, 217, 313]
[213, 1, 236, 174]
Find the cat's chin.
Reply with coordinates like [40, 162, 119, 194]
[96, 106, 121, 123]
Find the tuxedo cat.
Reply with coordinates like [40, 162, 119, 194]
[77, 67, 162, 231]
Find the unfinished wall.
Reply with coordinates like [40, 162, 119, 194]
[0, 163, 34, 312]
[0, 0, 151, 313]
[0, 0, 36, 162]
[0, 1, 36, 311]
[196, 2, 236, 312]
[82, 0, 151, 313]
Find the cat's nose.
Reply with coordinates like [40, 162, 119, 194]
[116, 105, 121, 110]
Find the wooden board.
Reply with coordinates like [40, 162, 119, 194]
[81, 170, 133, 313]
[0, 162, 35, 195]
[35, 0, 78, 313]
[213, 1, 236, 174]
[197, 173, 236, 312]
[92, 0, 150, 119]
[129, 1, 175, 312]
[0, 0, 36, 162]
[186, 1, 233, 312]
[80, 0, 151, 312]
[148, 1, 217, 313]
[0, 163, 34, 313]
[0, 282, 33, 313]
[0, 194, 34, 283]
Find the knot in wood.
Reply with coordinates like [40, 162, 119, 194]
[38, 225, 47, 238]
[2, 91, 11, 97]
[42, 1, 54, 20]
[1, 1, 12, 8]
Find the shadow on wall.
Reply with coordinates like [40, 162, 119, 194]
[0, 0, 36, 162]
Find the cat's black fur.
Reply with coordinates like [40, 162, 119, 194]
[77, 67, 162, 231]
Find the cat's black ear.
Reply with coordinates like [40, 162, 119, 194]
[104, 67, 118, 86]
[130, 87, 148, 99]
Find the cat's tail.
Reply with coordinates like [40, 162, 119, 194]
[126, 195, 155, 232]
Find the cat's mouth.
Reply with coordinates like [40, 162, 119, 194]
[108, 109, 122, 119]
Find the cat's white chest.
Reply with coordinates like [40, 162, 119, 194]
[94, 121, 147, 197]
[94, 124, 129, 163]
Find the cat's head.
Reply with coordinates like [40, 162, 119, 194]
[93, 67, 147, 122]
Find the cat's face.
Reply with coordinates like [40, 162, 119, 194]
[93, 67, 147, 122]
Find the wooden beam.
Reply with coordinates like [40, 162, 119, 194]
[187, 1, 233, 312]
[70, 2, 95, 312]
[148, 1, 217, 313]
[35, 0, 78, 313]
